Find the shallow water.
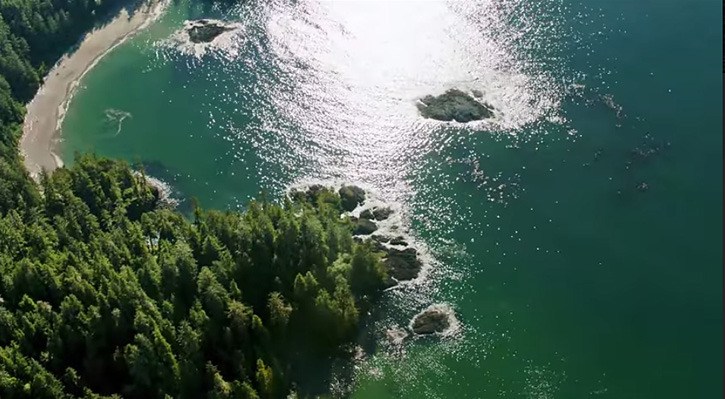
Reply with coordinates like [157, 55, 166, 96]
[61, 0, 722, 397]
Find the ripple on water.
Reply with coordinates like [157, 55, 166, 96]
[130, 0, 592, 395]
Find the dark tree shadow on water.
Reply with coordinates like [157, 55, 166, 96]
[290, 299, 387, 398]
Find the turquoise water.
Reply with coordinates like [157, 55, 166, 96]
[61, 0, 722, 397]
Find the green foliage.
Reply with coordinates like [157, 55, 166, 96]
[0, 0, 388, 396]
[0, 0, 123, 102]
[0, 156, 387, 398]
[0, 0, 124, 216]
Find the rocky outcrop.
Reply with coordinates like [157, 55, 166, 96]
[352, 217, 378, 235]
[186, 19, 235, 43]
[417, 89, 494, 123]
[360, 206, 393, 221]
[134, 171, 179, 209]
[290, 183, 422, 284]
[411, 307, 451, 335]
[339, 185, 366, 211]
[371, 235, 407, 247]
[388, 236, 407, 246]
[289, 184, 328, 203]
[383, 247, 422, 281]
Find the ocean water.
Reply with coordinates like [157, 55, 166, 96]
[61, 0, 722, 397]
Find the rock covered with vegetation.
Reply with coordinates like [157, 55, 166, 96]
[292, 184, 425, 286]
[351, 216, 378, 235]
[417, 89, 495, 123]
[338, 185, 366, 211]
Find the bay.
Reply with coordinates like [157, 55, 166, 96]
[61, 0, 723, 397]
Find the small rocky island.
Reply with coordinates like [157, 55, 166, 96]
[417, 89, 495, 123]
[410, 305, 455, 335]
[185, 19, 235, 43]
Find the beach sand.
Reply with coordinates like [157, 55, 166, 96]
[20, 0, 167, 178]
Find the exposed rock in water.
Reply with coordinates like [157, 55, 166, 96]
[186, 19, 235, 43]
[352, 217, 378, 235]
[417, 89, 494, 123]
[388, 236, 408, 246]
[339, 185, 366, 211]
[411, 307, 452, 335]
[361, 236, 420, 281]
[371, 235, 390, 243]
[383, 247, 421, 281]
[360, 206, 393, 221]
[289, 183, 421, 284]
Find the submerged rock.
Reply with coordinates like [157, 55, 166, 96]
[386, 328, 409, 345]
[417, 89, 494, 123]
[186, 19, 235, 43]
[411, 307, 451, 335]
[339, 185, 366, 211]
[599, 93, 625, 119]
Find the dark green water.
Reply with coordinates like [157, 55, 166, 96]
[61, 0, 722, 397]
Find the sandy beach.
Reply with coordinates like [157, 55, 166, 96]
[20, 0, 167, 178]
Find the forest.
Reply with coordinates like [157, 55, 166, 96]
[0, 1, 389, 398]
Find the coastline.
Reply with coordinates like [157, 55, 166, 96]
[20, 0, 168, 178]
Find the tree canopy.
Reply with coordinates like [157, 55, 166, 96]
[0, 0, 390, 397]
[0, 155, 388, 398]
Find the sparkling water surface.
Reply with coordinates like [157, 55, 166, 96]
[61, 0, 722, 397]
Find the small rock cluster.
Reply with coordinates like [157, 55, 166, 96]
[290, 184, 423, 286]
[290, 184, 457, 344]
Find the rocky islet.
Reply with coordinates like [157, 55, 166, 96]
[410, 305, 454, 335]
[185, 19, 236, 43]
[417, 88, 495, 123]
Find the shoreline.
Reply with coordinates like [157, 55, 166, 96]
[20, 0, 168, 178]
